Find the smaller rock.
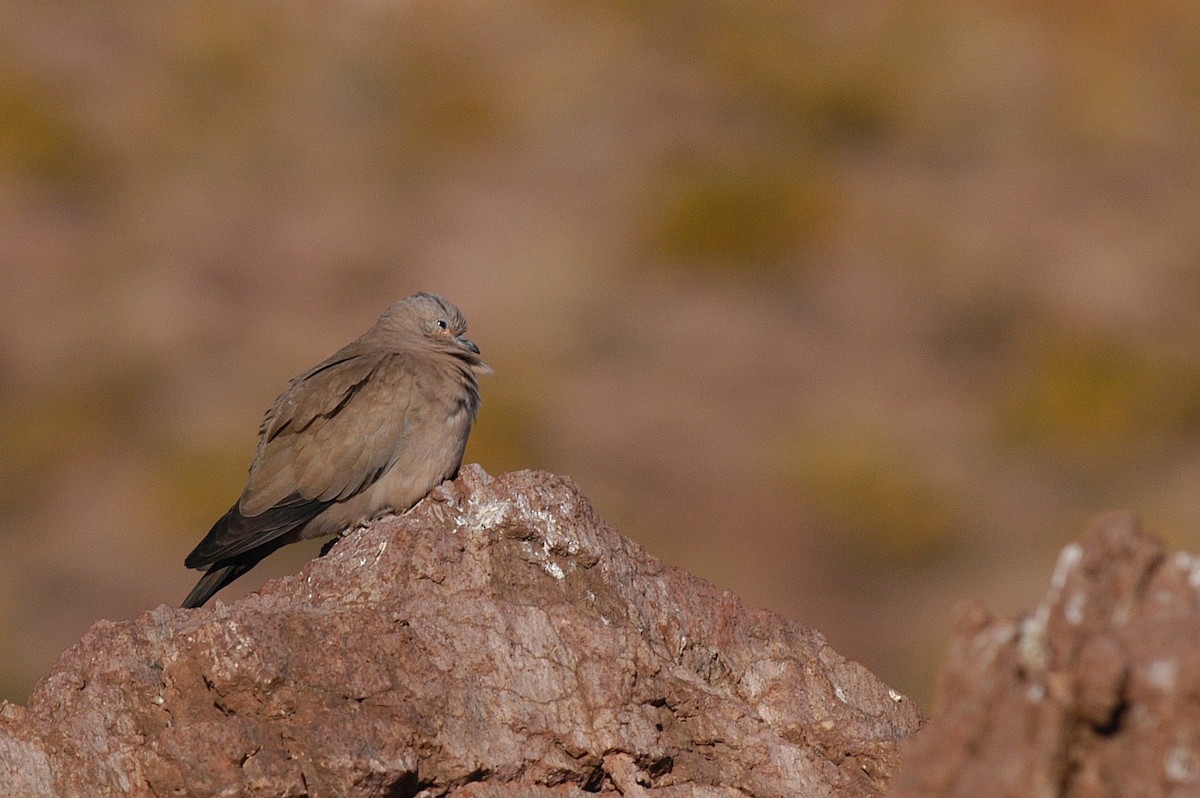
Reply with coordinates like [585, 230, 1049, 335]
[890, 511, 1200, 798]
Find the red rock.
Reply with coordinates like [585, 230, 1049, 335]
[890, 511, 1200, 798]
[0, 467, 921, 797]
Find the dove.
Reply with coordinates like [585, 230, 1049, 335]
[182, 292, 488, 608]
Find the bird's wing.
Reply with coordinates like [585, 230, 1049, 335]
[184, 493, 325, 569]
[185, 352, 417, 571]
[240, 351, 416, 516]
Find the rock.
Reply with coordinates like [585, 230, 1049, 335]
[0, 467, 921, 797]
[890, 511, 1200, 798]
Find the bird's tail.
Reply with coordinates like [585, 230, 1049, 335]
[182, 496, 328, 608]
[181, 555, 266, 609]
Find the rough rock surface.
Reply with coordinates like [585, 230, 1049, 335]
[0, 467, 921, 797]
[891, 511, 1200, 798]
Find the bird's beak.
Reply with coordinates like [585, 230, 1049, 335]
[456, 335, 480, 355]
[456, 334, 492, 375]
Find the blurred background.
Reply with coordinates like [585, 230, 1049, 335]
[3, 0, 1200, 709]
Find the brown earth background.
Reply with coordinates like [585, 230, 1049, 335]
[2, 1, 1200, 709]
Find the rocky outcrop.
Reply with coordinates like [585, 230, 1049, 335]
[890, 511, 1198, 798]
[0, 467, 921, 797]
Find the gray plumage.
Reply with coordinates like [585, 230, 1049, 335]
[182, 292, 488, 608]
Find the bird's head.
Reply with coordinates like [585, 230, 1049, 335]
[381, 292, 491, 374]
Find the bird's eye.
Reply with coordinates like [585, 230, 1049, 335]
[436, 319, 449, 330]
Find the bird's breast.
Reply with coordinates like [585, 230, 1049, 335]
[298, 387, 474, 541]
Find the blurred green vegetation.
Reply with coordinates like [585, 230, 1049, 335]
[779, 430, 961, 567]
[0, 62, 97, 186]
[679, 3, 918, 145]
[0, 362, 160, 517]
[146, 440, 251, 542]
[641, 155, 839, 274]
[384, 40, 512, 153]
[0, 399, 98, 515]
[998, 329, 1200, 470]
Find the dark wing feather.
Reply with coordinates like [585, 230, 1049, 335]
[181, 552, 272, 609]
[184, 493, 330, 569]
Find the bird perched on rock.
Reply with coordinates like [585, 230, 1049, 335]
[181, 292, 489, 608]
